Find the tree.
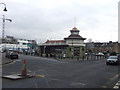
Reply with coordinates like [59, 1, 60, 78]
[87, 38, 92, 43]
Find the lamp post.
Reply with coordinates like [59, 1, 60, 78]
[82, 48, 84, 60]
[71, 39, 74, 59]
[2, 15, 12, 38]
[44, 46, 46, 57]
[0, 3, 7, 11]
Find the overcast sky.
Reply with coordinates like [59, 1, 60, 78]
[0, 0, 119, 43]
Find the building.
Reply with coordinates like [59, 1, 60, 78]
[0, 36, 38, 53]
[17, 38, 37, 49]
[39, 27, 86, 59]
[1, 36, 18, 44]
[85, 41, 120, 55]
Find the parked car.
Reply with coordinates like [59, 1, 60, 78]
[5, 50, 18, 59]
[106, 56, 119, 65]
[96, 52, 104, 56]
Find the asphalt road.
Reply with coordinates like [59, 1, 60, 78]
[2, 54, 120, 88]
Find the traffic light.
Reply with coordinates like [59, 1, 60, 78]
[106, 50, 109, 53]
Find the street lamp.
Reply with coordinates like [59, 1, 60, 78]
[44, 46, 46, 57]
[71, 39, 74, 59]
[82, 48, 84, 60]
[2, 15, 12, 38]
[0, 3, 7, 11]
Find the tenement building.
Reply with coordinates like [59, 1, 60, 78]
[86, 41, 120, 55]
[40, 27, 86, 59]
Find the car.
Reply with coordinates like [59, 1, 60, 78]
[5, 50, 18, 59]
[106, 56, 119, 65]
[96, 52, 104, 56]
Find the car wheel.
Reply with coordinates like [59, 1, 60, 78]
[106, 62, 109, 65]
[16, 56, 18, 59]
[10, 56, 13, 59]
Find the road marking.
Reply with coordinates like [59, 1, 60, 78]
[27, 69, 45, 78]
[2, 60, 16, 66]
[110, 74, 119, 81]
[113, 80, 120, 89]
[16, 59, 23, 62]
[113, 85, 119, 89]
[51, 78, 61, 81]
[39, 57, 67, 63]
[116, 83, 120, 86]
[70, 82, 86, 86]
[102, 85, 107, 88]
[35, 75, 45, 78]
[102, 74, 120, 88]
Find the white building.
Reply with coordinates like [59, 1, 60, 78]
[0, 36, 37, 52]
[17, 39, 34, 45]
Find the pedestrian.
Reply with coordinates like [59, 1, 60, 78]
[63, 54, 66, 59]
[77, 57, 79, 61]
[82, 55, 84, 60]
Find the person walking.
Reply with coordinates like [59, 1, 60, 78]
[77, 56, 79, 61]
[63, 54, 66, 59]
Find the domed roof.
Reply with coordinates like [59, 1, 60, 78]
[72, 27, 78, 30]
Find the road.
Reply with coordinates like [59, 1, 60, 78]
[2, 54, 120, 88]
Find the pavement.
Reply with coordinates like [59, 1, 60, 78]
[48, 57, 106, 62]
[1, 53, 14, 65]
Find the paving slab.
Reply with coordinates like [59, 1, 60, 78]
[2, 74, 34, 80]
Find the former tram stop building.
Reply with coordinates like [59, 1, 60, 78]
[39, 27, 86, 59]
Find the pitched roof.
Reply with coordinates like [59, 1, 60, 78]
[64, 34, 86, 40]
[45, 40, 65, 44]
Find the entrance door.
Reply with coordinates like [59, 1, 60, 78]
[74, 47, 80, 56]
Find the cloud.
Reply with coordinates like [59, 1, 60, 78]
[0, 0, 118, 43]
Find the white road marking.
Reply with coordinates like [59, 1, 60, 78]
[113, 86, 119, 89]
[15, 59, 23, 62]
[70, 82, 86, 86]
[113, 80, 120, 89]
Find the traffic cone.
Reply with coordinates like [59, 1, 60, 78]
[21, 59, 27, 76]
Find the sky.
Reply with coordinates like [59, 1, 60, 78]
[0, 0, 119, 43]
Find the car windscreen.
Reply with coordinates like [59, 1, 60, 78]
[108, 56, 117, 59]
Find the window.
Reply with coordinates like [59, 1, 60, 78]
[23, 43, 26, 45]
